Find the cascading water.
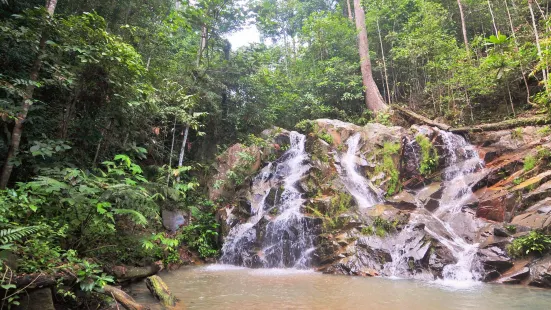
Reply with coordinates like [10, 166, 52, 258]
[337, 133, 381, 208]
[428, 130, 485, 283]
[380, 130, 486, 283]
[220, 132, 315, 268]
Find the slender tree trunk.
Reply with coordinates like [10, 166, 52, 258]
[0, 0, 57, 189]
[457, 0, 470, 53]
[505, 0, 533, 105]
[353, 0, 388, 113]
[196, 24, 208, 67]
[487, 0, 499, 36]
[377, 19, 391, 104]
[529, 0, 549, 91]
[166, 115, 177, 184]
[346, 0, 353, 21]
[178, 125, 190, 169]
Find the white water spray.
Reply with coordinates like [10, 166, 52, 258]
[338, 133, 381, 208]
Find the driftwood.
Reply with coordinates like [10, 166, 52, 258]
[145, 275, 178, 308]
[393, 105, 551, 133]
[104, 285, 149, 310]
[108, 262, 162, 282]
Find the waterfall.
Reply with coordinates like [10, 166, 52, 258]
[429, 130, 485, 283]
[338, 133, 381, 208]
[220, 132, 314, 268]
[381, 130, 485, 283]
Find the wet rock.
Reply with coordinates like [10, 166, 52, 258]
[494, 226, 512, 237]
[478, 246, 514, 280]
[511, 201, 551, 232]
[528, 256, 551, 288]
[19, 288, 55, 310]
[387, 191, 418, 210]
[522, 181, 551, 210]
[162, 209, 187, 232]
[496, 267, 530, 285]
[476, 189, 516, 222]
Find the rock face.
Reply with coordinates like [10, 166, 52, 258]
[213, 119, 551, 287]
[162, 209, 187, 232]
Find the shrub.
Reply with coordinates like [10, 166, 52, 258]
[416, 135, 439, 176]
[523, 155, 537, 172]
[508, 231, 551, 257]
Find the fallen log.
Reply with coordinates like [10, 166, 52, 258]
[393, 105, 551, 134]
[12, 272, 74, 289]
[104, 285, 149, 310]
[145, 275, 177, 308]
[108, 262, 163, 282]
[450, 116, 551, 133]
[392, 105, 451, 131]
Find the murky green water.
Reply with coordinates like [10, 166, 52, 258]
[130, 265, 551, 310]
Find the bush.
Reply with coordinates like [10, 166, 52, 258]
[508, 231, 551, 257]
[416, 135, 439, 176]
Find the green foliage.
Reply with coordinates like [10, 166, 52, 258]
[537, 126, 551, 136]
[318, 131, 334, 144]
[179, 202, 219, 258]
[511, 128, 523, 140]
[523, 155, 537, 172]
[0, 226, 42, 250]
[361, 217, 397, 237]
[226, 151, 256, 187]
[295, 120, 316, 133]
[242, 134, 268, 148]
[0, 155, 157, 253]
[415, 135, 439, 176]
[505, 225, 517, 234]
[508, 231, 551, 258]
[308, 192, 353, 230]
[374, 142, 401, 196]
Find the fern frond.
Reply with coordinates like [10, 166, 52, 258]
[0, 226, 42, 245]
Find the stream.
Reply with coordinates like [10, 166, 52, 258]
[131, 265, 551, 310]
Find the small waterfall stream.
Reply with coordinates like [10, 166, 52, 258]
[220, 132, 315, 268]
[337, 133, 381, 208]
[428, 130, 485, 283]
[386, 130, 485, 282]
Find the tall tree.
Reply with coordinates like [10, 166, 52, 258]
[353, 0, 387, 113]
[0, 0, 58, 189]
[456, 0, 469, 53]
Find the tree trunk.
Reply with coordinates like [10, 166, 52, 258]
[487, 0, 499, 36]
[377, 19, 391, 104]
[178, 125, 190, 169]
[0, 0, 57, 189]
[196, 24, 208, 67]
[346, 0, 353, 21]
[145, 275, 177, 308]
[353, 0, 388, 113]
[167, 116, 177, 184]
[457, 0, 470, 53]
[529, 0, 549, 92]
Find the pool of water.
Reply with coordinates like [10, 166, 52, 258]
[130, 265, 551, 310]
